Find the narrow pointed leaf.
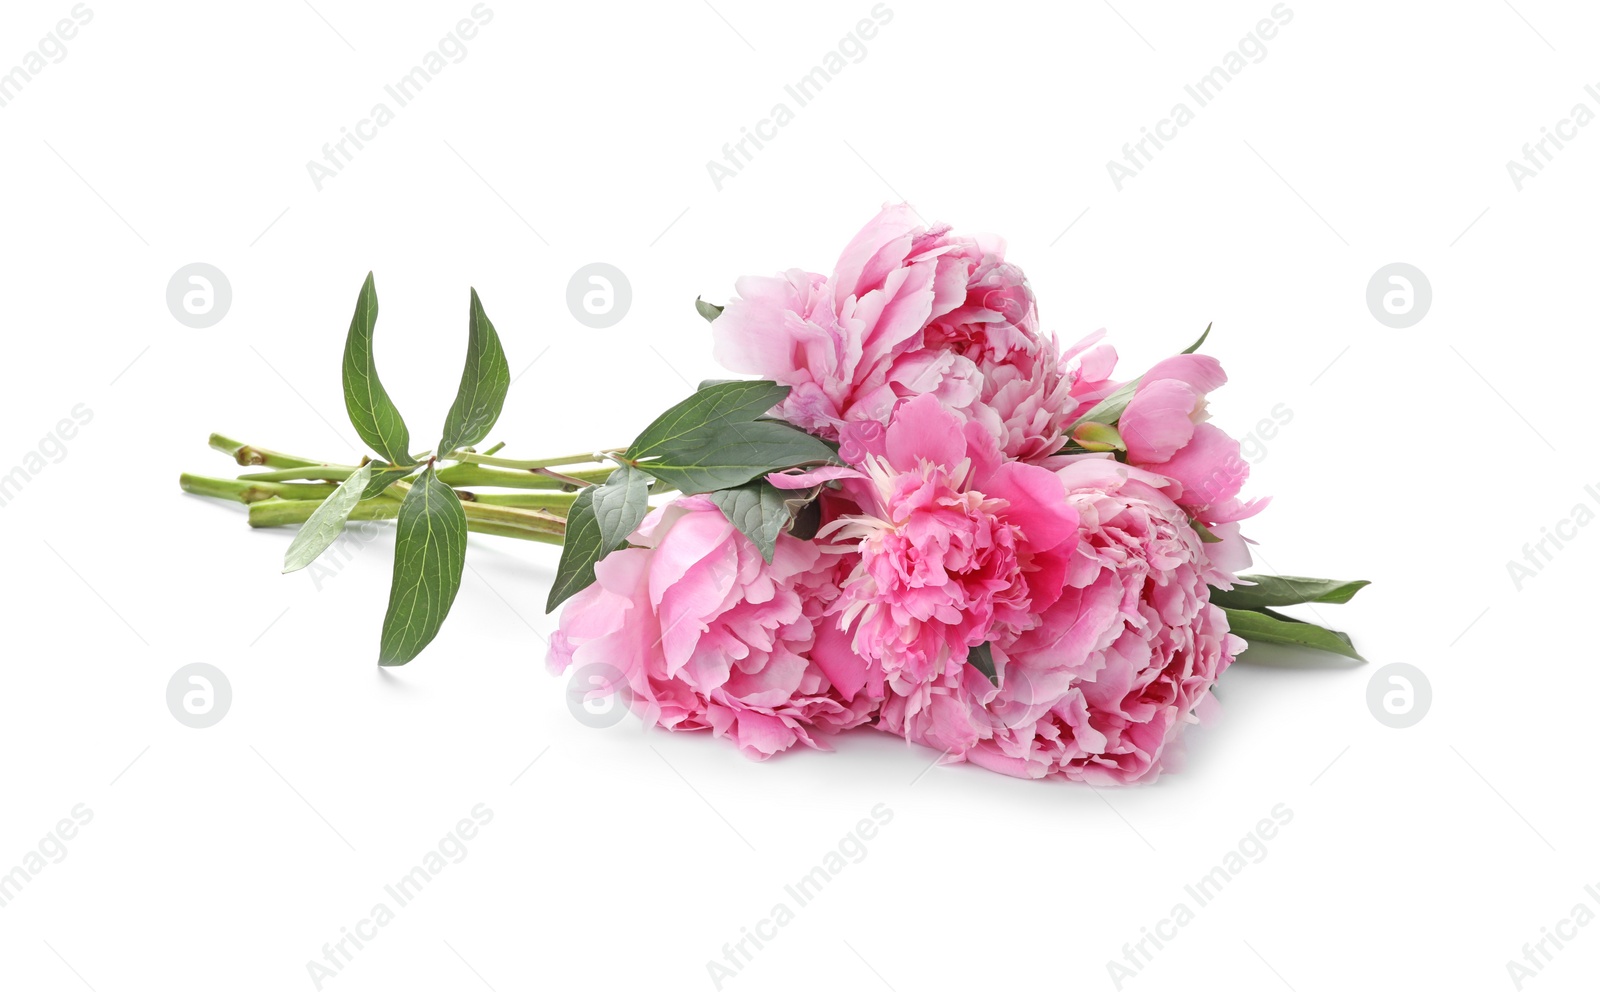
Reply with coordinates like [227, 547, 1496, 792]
[439, 288, 512, 454]
[709, 480, 793, 563]
[695, 297, 724, 322]
[634, 419, 839, 495]
[341, 273, 412, 464]
[591, 464, 651, 553]
[626, 380, 791, 461]
[1210, 575, 1370, 610]
[378, 467, 467, 666]
[1222, 607, 1364, 662]
[546, 487, 604, 612]
[283, 464, 373, 573]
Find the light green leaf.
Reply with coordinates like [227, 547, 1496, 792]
[1222, 607, 1364, 662]
[709, 480, 793, 563]
[546, 486, 604, 612]
[634, 419, 839, 495]
[342, 273, 412, 465]
[591, 464, 652, 553]
[1190, 518, 1222, 543]
[1071, 421, 1124, 452]
[378, 467, 467, 666]
[695, 297, 724, 322]
[626, 380, 791, 462]
[283, 464, 373, 573]
[968, 642, 999, 686]
[1210, 575, 1370, 610]
[1069, 323, 1213, 431]
[439, 288, 512, 454]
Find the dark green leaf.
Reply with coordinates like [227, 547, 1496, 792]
[1069, 323, 1214, 430]
[1222, 607, 1364, 662]
[439, 288, 512, 454]
[634, 419, 839, 495]
[1190, 518, 1222, 543]
[626, 380, 791, 461]
[378, 467, 467, 666]
[341, 273, 412, 465]
[591, 464, 652, 553]
[546, 487, 605, 612]
[283, 464, 372, 573]
[968, 642, 999, 686]
[695, 297, 724, 322]
[1210, 575, 1370, 610]
[708, 480, 793, 563]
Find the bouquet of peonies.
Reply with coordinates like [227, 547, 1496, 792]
[183, 204, 1367, 785]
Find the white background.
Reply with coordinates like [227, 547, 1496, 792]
[0, 1, 1594, 989]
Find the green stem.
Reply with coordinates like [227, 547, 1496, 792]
[210, 433, 327, 469]
[247, 497, 564, 545]
[446, 449, 616, 470]
[180, 473, 345, 504]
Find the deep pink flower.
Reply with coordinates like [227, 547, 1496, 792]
[885, 457, 1245, 783]
[546, 497, 874, 759]
[816, 394, 1079, 726]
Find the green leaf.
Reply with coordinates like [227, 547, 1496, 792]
[1190, 518, 1222, 543]
[378, 467, 467, 666]
[439, 288, 512, 454]
[1210, 575, 1370, 611]
[360, 464, 415, 499]
[283, 464, 373, 573]
[1181, 321, 1212, 354]
[1222, 607, 1364, 662]
[626, 380, 791, 461]
[341, 273, 412, 465]
[695, 297, 724, 322]
[708, 480, 794, 563]
[591, 464, 652, 553]
[633, 419, 839, 495]
[1069, 323, 1214, 430]
[968, 642, 999, 686]
[546, 486, 604, 612]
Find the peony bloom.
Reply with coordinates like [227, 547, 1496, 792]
[815, 393, 1079, 736]
[1117, 353, 1263, 524]
[546, 497, 874, 759]
[891, 457, 1245, 784]
[712, 203, 1104, 462]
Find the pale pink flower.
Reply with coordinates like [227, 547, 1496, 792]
[712, 204, 1105, 461]
[546, 497, 874, 759]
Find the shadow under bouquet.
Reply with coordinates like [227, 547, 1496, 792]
[183, 203, 1367, 785]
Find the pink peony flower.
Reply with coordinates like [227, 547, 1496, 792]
[546, 497, 874, 759]
[815, 393, 1080, 727]
[712, 204, 1108, 462]
[883, 457, 1244, 784]
[1117, 353, 1263, 524]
